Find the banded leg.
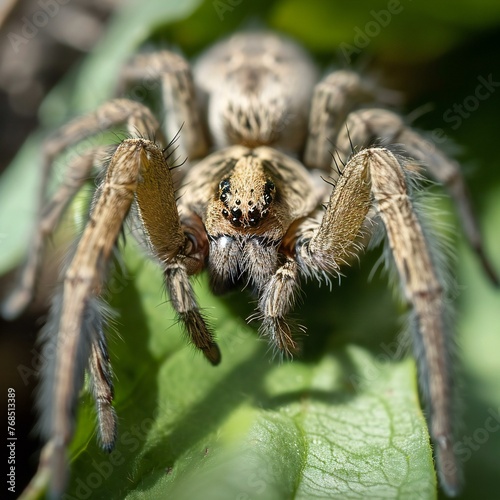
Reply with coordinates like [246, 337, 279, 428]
[1, 146, 108, 319]
[337, 107, 499, 285]
[34, 134, 213, 497]
[130, 124, 220, 365]
[296, 148, 460, 496]
[39, 139, 154, 496]
[120, 50, 210, 160]
[1, 99, 165, 319]
[256, 257, 301, 357]
[89, 322, 117, 451]
[165, 260, 220, 365]
[304, 70, 400, 171]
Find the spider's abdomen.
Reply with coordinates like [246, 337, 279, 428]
[193, 31, 318, 153]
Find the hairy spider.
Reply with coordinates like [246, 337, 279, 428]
[2, 31, 498, 498]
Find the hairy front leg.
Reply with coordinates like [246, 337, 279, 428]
[165, 260, 220, 365]
[295, 148, 460, 496]
[89, 320, 117, 451]
[38, 139, 150, 496]
[337, 108, 499, 285]
[1, 100, 165, 320]
[1, 146, 109, 319]
[31, 134, 210, 498]
[255, 257, 301, 357]
[130, 125, 220, 364]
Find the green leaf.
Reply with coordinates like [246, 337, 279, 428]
[64, 244, 435, 500]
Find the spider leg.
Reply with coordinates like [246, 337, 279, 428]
[1, 99, 166, 320]
[42, 98, 167, 169]
[130, 121, 219, 363]
[35, 128, 214, 494]
[293, 147, 460, 496]
[304, 70, 400, 171]
[38, 121, 217, 496]
[337, 108, 499, 285]
[165, 259, 220, 365]
[120, 50, 210, 160]
[5, 95, 216, 492]
[39, 138, 154, 496]
[89, 319, 117, 451]
[256, 257, 301, 357]
[1, 146, 108, 319]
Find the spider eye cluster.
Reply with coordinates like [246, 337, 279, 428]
[264, 180, 275, 204]
[218, 176, 274, 228]
[219, 178, 231, 203]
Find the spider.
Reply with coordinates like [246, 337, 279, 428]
[2, 31, 497, 498]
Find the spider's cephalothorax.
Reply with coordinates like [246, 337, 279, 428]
[3, 31, 498, 498]
[187, 145, 319, 295]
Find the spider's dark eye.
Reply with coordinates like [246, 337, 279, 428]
[231, 207, 242, 218]
[264, 180, 275, 206]
[219, 178, 231, 203]
[219, 178, 231, 192]
[265, 180, 275, 191]
[248, 206, 261, 226]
